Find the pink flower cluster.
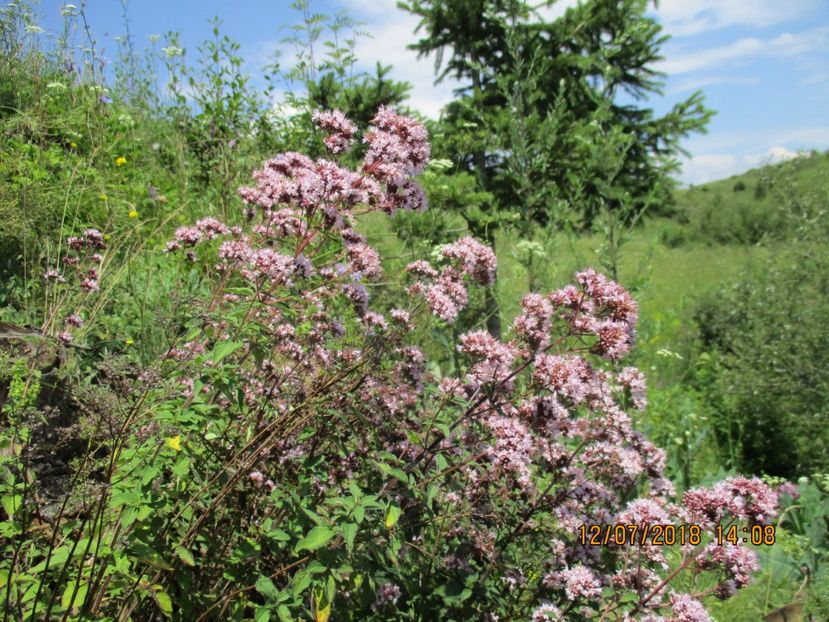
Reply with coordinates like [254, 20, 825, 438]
[683, 476, 778, 525]
[312, 109, 357, 154]
[699, 542, 760, 588]
[531, 603, 562, 621]
[237, 107, 428, 218]
[441, 237, 497, 286]
[372, 583, 401, 612]
[484, 414, 536, 492]
[406, 237, 496, 322]
[667, 593, 712, 622]
[514, 268, 638, 360]
[557, 565, 603, 601]
[45, 228, 107, 343]
[166, 217, 232, 253]
[458, 330, 516, 387]
[151, 108, 775, 621]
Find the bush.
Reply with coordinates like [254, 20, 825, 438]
[694, 239, 829, 477]
[657, 218, 690, 248]
[0, 108, 782, 621]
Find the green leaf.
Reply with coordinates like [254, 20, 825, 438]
[254, 606, 272, 622]
[267, 529, 292, 542]
[295, 525, 335, 553]
[256, 575, 278, 601]
[375, 461, 408, 485]
[436, 581, 471, 604]
[175, 545, 196, 567]
[155, 590, 173, 616]
[29, 546, 70, 574]
[61, 580, 88, 612]
[342, 523, 358, 552]
[212, 340, 243, 363]
[291, 569, 312, 597]
[384, 504, 402, 529]
[1, 494, 21, 518]
[353, 505, 365, 524]
[426, 483, 439, 510]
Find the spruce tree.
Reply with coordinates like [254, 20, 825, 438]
[400, 0, 712, 335]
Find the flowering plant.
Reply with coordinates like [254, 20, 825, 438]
[1, 107, 778, 621]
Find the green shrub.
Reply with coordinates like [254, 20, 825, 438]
[694, 240, 829, 476]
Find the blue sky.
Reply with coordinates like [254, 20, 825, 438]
[35, 0, 829, 184]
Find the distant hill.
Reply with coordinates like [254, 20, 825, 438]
[669, 149, 829, 245]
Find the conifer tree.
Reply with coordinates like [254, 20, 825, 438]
[400, 0, 712, 336]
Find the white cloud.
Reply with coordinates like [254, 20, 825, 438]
[347, 5, 458, 118]
[766, 145, 800, 161]
[677, 130, 827, 184]
[679, 153, 740, 185]
[666, 74, 758, 95]
[334, 0, 583, 117]
[656, 0, 820, 37]
[659, 26, 829, 75]
[245, 0, 459, 118]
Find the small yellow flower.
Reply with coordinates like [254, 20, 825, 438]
[125, 338, 134, 346]
[104, 234, 112, 241]
[99, 193, 108, 201]
[69, 141, 77, 149]
[165, 435, 182, 452]
[128, 209, 139, 219]
[115, 156, 127, 167]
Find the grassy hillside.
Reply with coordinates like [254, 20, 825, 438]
[669, 149, 829, 245]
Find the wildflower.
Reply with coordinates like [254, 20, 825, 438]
[668, 593, 712, 622]
[125, 338, 134, 346]
[699, 543, 759, 587]
[80, 278, 100, 293]
[684, 477, 777, 526]
[514, 293, 554, 350]
[248, 470, 265, 485]
[57, 331, 73, 344]
[441, 236, 497, 286]
[405, 260, 438, 279]
[165, 435, 182, 452]
[618, 366, 648, 410]
[69, 141, 77, 149]
[44, 269, 65, 283]
[312, 109, 358, 154]
[64, 314, 84, 327]
[390, 309, 411, 328]
[371, 583, 401, 612]
[346, 241, 382, 279]
[128, 210, 139, 219]
[115, 156, 127, 166]
[99, 193, 108, 201]
[84, 228, 106, 249]
[558, 565, 602, 601]
[485, 414, 535, 491]
[533, 354, 592, 404]
[531, 603, 561, 621]
[776, 481, 799, 502]
[424, 283, 461, 322]
[99, 95, 112, 104]
[458, 331, 517, 387]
